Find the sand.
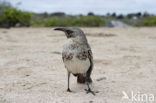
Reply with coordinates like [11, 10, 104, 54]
[0, 27, 156, 103]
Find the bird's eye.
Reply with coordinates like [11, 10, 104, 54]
[67, 34, 72, 38]
[68, 34, 71, 37]
[66, 30, 73, 38]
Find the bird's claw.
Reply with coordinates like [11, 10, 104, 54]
[84, 88, 95, 96]
[67, 88, 72, 92]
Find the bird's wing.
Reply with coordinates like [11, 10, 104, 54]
[76, 49, 93, 82]
[86, 49, 93, 81]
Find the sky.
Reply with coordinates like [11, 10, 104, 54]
[6, 0, 156, 15]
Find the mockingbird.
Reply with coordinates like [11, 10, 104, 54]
[54, 27, 95, 95]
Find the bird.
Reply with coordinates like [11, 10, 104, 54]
[54, 27, 95, 95]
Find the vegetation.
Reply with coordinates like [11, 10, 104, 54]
[141, 17, 156, 26]
[43, 16, 106, 27]
[0, 1, 156, 27]
[0, 8, 31, 27]
[0, 1, 31, 27]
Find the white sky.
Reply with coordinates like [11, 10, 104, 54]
[6, 0, 156, 14]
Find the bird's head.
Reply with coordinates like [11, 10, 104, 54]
[54, 27, 90, 48]
[54, 27, 87, 39]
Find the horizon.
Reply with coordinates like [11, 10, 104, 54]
[5, 0, 156, 15]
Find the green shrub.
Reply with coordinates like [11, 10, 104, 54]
[43, 16, 106, 27]
[44, 17, 71, 27]
[30, 14, 45, 27]
[141, 17, 156, 26]
[73, 16, 106, 26]
[0, 8, 31, 27]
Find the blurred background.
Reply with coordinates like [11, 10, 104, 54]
[0, 0, 156, 28]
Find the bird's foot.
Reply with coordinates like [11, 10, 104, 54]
[84, 88, 95, 96]
[67, 88, 72, 92]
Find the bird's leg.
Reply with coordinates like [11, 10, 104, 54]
[67, 72, 72, 92]
[84, 78, 95, 96]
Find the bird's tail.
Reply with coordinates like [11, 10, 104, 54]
[77, 74, 92, 84]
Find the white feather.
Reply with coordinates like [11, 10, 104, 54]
[63, 39, 90, 74]
[64, 55, 90, 74]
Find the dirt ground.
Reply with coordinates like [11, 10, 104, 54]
[0, 27, 156, 103]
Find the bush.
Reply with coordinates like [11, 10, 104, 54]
[43, 16, 106, 27]
[44, 17, 71, 27]
[0, 8, 31, 27]
[73, 16, 106, 26]
[141, 17, 156, 26]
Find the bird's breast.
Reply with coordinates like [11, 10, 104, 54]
[64, 55, 90, 74]
[63, 39, 90, 74]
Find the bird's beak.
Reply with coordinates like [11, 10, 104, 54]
[54, 27, 74, 38]
[54, 27, 66, 31]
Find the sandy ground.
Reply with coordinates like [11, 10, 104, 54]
[0, 27, 156, 103]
